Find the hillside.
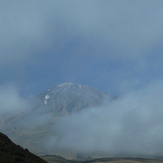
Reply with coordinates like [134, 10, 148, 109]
[0, 132, 47, 163]
[1, 82, 113, 157]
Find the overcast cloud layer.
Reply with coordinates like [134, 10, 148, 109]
[1, 0, 163, 157]
[0, 0, 163, 94]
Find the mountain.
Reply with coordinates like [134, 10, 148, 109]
[1, 83, 114, 158]
[0, 132, 47, 163]
[37, 82, 112, 115]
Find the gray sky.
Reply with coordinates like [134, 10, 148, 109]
[1, 1, 163, 156]
[0, 0, 163, 95]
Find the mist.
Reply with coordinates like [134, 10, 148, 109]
[47, 81, 163, 157]
[0, 85, 28, 116]
[0, 0, 163, 158]
[1, 81, 163, 157]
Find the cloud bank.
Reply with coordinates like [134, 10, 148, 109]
[0, 84, 30, 135]
[0, 0, 163, 94]
[0, 0, 163, 64]
[47, 81, 163, 157]
[0, 81, 163, 158]
[0, 85, 28, 115]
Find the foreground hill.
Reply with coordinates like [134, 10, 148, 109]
[0, 132, 47, 163]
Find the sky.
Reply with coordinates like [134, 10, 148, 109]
[1, 0, 163, 157]
[0, 0, 163, 96]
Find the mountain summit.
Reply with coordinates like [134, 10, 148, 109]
[37, 82, 112, 116]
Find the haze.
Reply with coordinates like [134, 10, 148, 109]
[0, 0, 163, 158]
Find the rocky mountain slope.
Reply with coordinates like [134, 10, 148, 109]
[1, 83, 113, 157]
[37, 82, 112, 115]
[0, 132, 47, 163]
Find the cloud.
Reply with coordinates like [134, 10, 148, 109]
[52, 0, 163, 60]
[0, 0, 163, 94]
[0, 84, 30, 135]
[1, 1, 163, 158]
[1, 0, 163, 66]
[1, 79, 163, 158]
[47, 81, 163, 157]
[0, 0, 53, 67]
[0, 85, 28, 115]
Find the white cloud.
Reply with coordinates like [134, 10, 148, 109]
[48, 81, 163, 157]
[0, 85, 28, 115]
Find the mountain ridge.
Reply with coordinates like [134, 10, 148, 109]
[1, 82, 114, 158]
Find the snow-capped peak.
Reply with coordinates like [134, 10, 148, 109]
[57, 82, 74, 87]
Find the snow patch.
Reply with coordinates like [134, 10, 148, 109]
[44, 94, 50, 105]
[45, 94, 50, 100]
